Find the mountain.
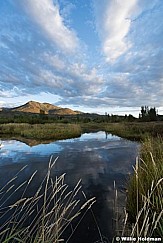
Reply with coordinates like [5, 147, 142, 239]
[10, 101, 81, 115]
[49, 108, 79, 115]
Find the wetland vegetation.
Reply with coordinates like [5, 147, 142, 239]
[0, 121, 163, 143]
[124, 137, 163, 239]
[0, 123, 82, 141]
[0, 105, 163, 241]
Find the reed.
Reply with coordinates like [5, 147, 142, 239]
[0, 157, 96, 243]
[112, 137, 163, 242]
[124, 137, 163, 239]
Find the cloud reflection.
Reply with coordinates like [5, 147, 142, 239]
[0, 132, 139, 241]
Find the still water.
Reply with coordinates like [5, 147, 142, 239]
[0, 131, 139, 242]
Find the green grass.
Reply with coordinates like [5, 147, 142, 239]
[0, 123, 81, 141]
[0, 157, 96, 243]
[126, 137, 163, 238]
[105, 122, 163, 141]
[1, 121, 163, 142]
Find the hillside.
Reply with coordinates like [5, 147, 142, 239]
[49, 108, 79, 115]
[10, 101, 81, 115]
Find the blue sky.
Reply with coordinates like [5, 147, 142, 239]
[0, 0, 163, 116]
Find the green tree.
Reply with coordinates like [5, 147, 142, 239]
[139, 106, 157, 121]
[148, 107, 157, 121]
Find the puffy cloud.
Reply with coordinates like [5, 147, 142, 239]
[93, 0, 139, 62]
[16, 0, 79, 53]
[92, 0, 163, 111]
[0, 1, 103, 99]
[0, 0, 163, 115]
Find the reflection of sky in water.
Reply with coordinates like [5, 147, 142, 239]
[78, 131, 119, 141]
[0, 132, 139, 241]
[59, 131, 119, 143]
[0, 132, 122, 165]
[0, 131, 139, 183]
[0, 140, 62, 164]
[0, 134, 139, 187]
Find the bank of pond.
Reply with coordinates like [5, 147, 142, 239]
[0, 123, 162, 242]
[0, 121, 163, 142]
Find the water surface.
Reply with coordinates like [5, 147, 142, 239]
[0, 131, 139, 242]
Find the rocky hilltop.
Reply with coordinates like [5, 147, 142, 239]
[10, 101, 81, 115]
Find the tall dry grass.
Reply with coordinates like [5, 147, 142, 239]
[0, 157, 96, 243]
[121, 137, 163, 240]
[112, 137, 163, 243]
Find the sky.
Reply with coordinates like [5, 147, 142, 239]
[0, 0, 163, 116]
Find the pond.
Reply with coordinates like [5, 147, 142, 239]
[0, 131, 139, 242]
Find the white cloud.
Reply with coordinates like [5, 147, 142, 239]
[18, 0, 79, 53]
[0, 86, 21, 98]
[0, 0, 163, 115]
[94, 0, 139, 62]
[43, 53, 66, 70]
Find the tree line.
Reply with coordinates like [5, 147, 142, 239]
[0, 106, 162, 124]
[139, 106, 157, 121]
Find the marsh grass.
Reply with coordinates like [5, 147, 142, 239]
[127, 137, 163, 235]
[105, 122, 163, 141]
[0, 157, 96, 243]
[0, 123, 81, 140]
[113, 137, 163, 241]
